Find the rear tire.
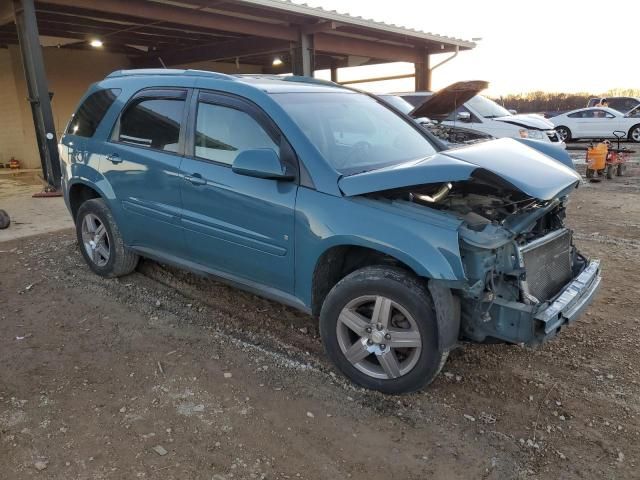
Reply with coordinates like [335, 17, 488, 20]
[556, 126, 572, 142]
[319, 266, 448, 394]
[585, 168, 594, 178]
[629, 124, 640, 143]
[75, 198, 139, 278]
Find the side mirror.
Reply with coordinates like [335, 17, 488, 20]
[508, 109, 517, 115]
[457, 111, 471, 122]
[232, 149, 294, 180]
[415, 116, 433, 125]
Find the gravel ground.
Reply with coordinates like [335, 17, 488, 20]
[1, 173, 639, 479]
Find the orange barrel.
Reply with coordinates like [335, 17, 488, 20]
[586, 143, 607, 171]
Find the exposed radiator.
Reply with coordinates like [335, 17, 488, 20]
[520, 229, 573, 302]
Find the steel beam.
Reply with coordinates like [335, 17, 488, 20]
[315, 32, 420, 63]
[41, 0, 298, 42]
[414, 48, 431, 91]
[133, 36, 290, 67]
[13, 0, 61, 189]
[291, 31, 313, 76]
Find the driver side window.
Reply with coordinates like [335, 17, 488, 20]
[194, 103, 278, 165]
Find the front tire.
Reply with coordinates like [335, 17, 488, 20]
[75, 198, 139, 278]
[0, 209, 9, 229]
[629, 124, 640, 143]
[319, 266, 448, 394]
[555, 126, 572, 142]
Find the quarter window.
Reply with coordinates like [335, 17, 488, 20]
[117, 98, 185, 152]
[194, 103, 277, 165]
[66, 88, 120, 137]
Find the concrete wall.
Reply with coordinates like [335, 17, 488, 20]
[0, 45, 265, 170]
[0, 47, 28, 166]
[0, 46, 132, 168]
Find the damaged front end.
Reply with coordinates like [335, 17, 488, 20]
[398, 175, 600, 345]
[450, 186, 600, 345]
[339, 139, 601, 345]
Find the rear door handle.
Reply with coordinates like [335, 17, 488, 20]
[184, 173, 206, 186]
[106, 153, 122, 164]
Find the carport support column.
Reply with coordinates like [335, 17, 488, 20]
[13, 0, 61, 190]
[414, 48, 431, 92]
[291, 32, 314, 77]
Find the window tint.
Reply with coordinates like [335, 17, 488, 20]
[66, 88, 120, 137]
[568, 110, 612, 119]
[117, 99, 184, 152]
[194, 103, 277, 165]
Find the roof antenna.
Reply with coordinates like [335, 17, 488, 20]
[158, 57, 167, 68]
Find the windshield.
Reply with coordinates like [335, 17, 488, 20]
[272, 92, 437, 175]
[378, 95, 414, 115]
[467, 95, 511, 119]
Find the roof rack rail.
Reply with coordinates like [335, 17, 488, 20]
[106, 69, 236, 80]
[234, 74, 343, 88]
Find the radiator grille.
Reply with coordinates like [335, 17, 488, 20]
[521, 230, 573, 302]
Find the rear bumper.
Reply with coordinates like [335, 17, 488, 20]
[534, 259, 601, 337]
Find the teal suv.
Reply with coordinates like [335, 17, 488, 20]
[60, 70, 601, 393]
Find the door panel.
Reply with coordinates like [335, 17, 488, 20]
[99, 91, 188, 255]
[179, 95, 297, 293]
[574, 109, 616, 137]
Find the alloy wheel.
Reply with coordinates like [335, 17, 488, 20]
[336, 295, 422, 380]
[556, 127, 569, 141]
[631, 127, 640, 142]
[81, 213, 110, 267]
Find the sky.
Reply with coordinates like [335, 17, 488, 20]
[293, 0, 640, 96]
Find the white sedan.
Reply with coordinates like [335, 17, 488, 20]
[552, 106, 640, 142]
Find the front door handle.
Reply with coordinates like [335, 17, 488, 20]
[185, 173, 206, 186]
[106, 153, 122, 164]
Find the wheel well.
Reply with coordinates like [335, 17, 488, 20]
[69, 184, 101, 221]
[311, 245, 416, 317]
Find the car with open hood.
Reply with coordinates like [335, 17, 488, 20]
[378, 93, 494, 147]
[396, 81, 565, 146]
[60, 70, 600, 394]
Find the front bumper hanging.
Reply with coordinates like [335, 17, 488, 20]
[535, 259, 601, 337]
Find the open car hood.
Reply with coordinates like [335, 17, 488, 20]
[409, 80, 489, 120]
[338, 138, 580, 201]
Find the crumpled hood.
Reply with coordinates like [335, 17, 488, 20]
[338, 138, 580, 201]
[494, 113, 555, 130]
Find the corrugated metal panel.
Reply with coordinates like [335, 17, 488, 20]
[237, 0, 476, 49]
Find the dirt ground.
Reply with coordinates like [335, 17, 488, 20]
[1, 173, 640, 479]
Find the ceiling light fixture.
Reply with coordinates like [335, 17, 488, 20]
[90, 39, 103, 48]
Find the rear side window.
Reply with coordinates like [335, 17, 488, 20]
[66, 88, 120, 137]
[117, 99, 185, 152]
[194, 103, 277, 165]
